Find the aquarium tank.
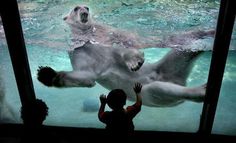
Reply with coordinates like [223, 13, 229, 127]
[0, 0, 235, 136]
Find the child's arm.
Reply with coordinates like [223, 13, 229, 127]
[126, 83, 142, 117]
[98, 94, 107, 122]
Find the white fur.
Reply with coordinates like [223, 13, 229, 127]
[63, 5, 215, 51]
[63, 5, 163, 49]
[0, 70, 17, 123]
[46, 42, 205, 107]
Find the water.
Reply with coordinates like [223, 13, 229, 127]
[0, 0, 236, 135]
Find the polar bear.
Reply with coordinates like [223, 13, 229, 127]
[63, 5, 156, 49]
[63, 5, 215, 50]
[37, 41, 205, 107]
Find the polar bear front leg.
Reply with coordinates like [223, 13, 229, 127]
[37, 66, 96, 88]
[141, 81, 206, 107]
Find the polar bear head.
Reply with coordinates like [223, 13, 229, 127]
[63, 5, 92, 31]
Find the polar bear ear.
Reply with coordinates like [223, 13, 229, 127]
[63, 15, 73, 24]
[63, 16, 68, 21]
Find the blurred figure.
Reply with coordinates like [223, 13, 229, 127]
[20, 99, 66, 143]
[20, 98, 48, 127]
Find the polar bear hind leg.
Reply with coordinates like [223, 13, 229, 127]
[141, 81, 205, 107]
[154, 49, 203, 85]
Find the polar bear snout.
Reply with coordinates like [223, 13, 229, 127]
[73, 5, 90, 23]
[80, 12, 88, 23]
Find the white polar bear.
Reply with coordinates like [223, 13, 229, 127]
[0, 70, 17, 123]
[37, 41, 205, 107]
[63, 5, 215, 50]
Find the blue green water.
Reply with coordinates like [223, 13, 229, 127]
[0, 0, 236, 135]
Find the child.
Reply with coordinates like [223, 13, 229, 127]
[98, 83, 142, 137]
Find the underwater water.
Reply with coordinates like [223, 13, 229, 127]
[0, 0, 236, 135]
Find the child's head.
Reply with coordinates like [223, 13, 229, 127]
[107, 89, 127, 110]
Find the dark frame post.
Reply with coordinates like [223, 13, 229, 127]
[199, 0, 236, 135]
[0, 0, 36, 107]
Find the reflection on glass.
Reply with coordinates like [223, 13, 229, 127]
[0, 16, 21, 123]
[212, 22, 236, 136]
[13, 0, 223, 132]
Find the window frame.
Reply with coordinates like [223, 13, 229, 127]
[0, 0, 235, 137]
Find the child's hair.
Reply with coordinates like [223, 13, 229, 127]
[107, 89, 127, 110]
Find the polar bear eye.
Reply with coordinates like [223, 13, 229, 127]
[84, 6, 89, 11]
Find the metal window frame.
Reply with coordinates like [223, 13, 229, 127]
[0, 0, 36, 107]
[0, 0, 235, 136]
[199, 0, 235, 135]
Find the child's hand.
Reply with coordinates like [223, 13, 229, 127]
[133, 82, 142, 94]
[99, 94, 107, 104]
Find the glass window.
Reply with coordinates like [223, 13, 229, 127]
[15, 0, 220, 132]
[0, 16, 22, 124]
[212, 21, 236, 136]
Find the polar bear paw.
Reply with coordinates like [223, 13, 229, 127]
[122, 49, 145, 71]
[37, 66, 57, 87]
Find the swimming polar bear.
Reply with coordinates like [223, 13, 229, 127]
[63, 5, 215, 50]
[37, 41, 206, 107]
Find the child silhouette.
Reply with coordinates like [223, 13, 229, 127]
[98, 83, 142, 137]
